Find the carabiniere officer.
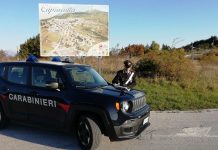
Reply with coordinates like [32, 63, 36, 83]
[112, 60, 136, 88]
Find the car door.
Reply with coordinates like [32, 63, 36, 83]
[3, 65, 30, 121]
[28, 65, 70, 128]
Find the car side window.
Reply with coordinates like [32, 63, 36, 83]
[70, 67, 95, 84]
[8, 66, 28, 85]
[32, 67, 63, 88]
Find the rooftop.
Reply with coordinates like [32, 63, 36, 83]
[0, 61, 90, 67]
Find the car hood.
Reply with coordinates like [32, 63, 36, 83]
[73, 85, 145, 103]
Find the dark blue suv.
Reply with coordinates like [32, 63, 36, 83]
[0, 59, 150, 150]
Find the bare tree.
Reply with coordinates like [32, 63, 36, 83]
[171, 38, 184, 48]
[0, 49, 7, 61]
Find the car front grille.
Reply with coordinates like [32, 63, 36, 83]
[132, 96, 146, 112]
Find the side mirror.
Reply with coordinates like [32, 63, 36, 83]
[46, 82, 59, 89]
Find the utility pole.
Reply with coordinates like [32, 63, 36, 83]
[211, 38, 214, 48]
[98, 56, 102, 75]
[82, 56, 86, 64]
[17, 46, 20, 61]
[191, 43, 194, 60]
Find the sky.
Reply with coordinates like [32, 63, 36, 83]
[0, 0, 218, 55]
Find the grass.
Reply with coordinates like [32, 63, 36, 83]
[135, 78, 218, 111]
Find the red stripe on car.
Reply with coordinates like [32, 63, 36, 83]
[0, 94, 7, 100]
[58, 103, 70, 112]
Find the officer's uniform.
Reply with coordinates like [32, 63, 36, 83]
[112, 69, 136, 88]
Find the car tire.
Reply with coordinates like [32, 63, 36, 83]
[76, 116, 102, 150]
[0, 105, 7, 129]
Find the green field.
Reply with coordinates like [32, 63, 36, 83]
[135, 78, 218, 110]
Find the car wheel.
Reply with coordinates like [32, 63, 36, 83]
[0, 105, 7, 129]
[76, 116, 102, 150]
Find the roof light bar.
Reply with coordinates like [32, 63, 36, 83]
[51, 57, 61, 62]
[26, 54, 38, 62]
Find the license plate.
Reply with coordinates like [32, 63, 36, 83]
[143, 117, 149, 125]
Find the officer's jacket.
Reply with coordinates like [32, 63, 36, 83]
[112, 69, 136, 88]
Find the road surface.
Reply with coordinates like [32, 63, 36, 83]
[1, 110, 218, 150]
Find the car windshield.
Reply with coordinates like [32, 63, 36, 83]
[65, 66, 108, 88]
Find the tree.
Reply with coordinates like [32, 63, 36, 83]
[19, 34, 40, 58]
[150, 41, 160, 51]
[119, 44, 145, 57]
[0, 49, 7, 61]
[162, 44, 171, 51]
[110, 43, 120, 55]
[183, 36, 218, 51]
[144, 44, 150, 53]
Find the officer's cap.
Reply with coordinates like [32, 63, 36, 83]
[124, 60, 132, 68]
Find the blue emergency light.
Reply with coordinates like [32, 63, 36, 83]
[26, 54, 38, 62]
[51, 56, 61, 62]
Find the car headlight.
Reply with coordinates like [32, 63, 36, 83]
[120, 101, 130, 113]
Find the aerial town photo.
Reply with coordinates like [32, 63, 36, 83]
[40, 5, 109, 56]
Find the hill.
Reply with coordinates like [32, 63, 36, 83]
[183, 36, 218, 51]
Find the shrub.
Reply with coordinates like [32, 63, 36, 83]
[135, 59, 159, 78]
[135, 50, 197, 82]
[200, 49, 218, 65]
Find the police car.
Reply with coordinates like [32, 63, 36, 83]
[0, 55, 150, 150]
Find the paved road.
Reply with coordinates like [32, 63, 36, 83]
[1, 110, 218, 150]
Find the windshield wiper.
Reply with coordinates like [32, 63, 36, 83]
[94, 84, 107, 88]
[74, 84, 108, 89]
[108, 83, 130, 91]
[75, 85, 88, 89]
